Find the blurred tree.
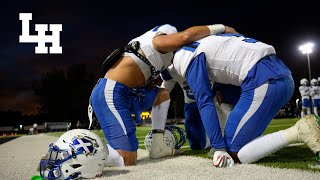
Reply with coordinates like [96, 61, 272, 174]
[32, 64, 96, 126]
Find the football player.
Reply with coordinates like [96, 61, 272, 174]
[168, 33, 295, 167]
[299, 78, 311, 117]
[89, 23, 238, 166]
[310, 78, 320, 116]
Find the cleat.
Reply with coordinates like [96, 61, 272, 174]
[295, 115, 320, 153]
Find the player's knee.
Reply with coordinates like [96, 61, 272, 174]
[153, 88, 170, 106]
[117, 150, 137, 166]
[124, 157, 136, 166]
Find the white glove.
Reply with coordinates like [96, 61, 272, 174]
[212, 150, 234, 168]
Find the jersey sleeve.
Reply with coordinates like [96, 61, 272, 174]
[153, 24, 178, 35]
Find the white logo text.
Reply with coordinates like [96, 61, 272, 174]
[19, 13, 62, 54]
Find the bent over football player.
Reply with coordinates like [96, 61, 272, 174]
[88, 23, 238, 166]
[162, 32, 320, 167]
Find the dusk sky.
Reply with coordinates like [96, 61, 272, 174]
[1, 1, 320, 115]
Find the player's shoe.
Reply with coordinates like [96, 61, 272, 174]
[295, 115, 320, 153]
[149, 133, 182, 159]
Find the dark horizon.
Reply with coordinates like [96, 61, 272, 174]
[1, 1, 320, 115]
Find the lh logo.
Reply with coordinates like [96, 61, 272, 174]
[19, 13, 62, 54]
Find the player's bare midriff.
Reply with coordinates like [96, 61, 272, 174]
[105, 56, 146, 88]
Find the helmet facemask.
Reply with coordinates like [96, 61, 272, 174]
[39, 129, 108, 180]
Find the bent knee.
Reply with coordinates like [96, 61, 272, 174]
[117, 150, 137, 166]
[153, 88, 170, 106]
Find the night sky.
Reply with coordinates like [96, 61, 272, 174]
[1, 1, 320, 115]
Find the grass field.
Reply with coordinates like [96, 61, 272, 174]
[48, 117, 320, 172]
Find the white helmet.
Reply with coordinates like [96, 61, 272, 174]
[300, 78, 309, 86]
[39, 129, 108, 179]
[144, 125, 186, 151]
[311, 78, 318, 86]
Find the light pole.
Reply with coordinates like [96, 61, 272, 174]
[299, 42, 314, 82]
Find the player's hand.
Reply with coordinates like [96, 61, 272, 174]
[212, 150, 234, 168]
[224, 26, 239, 34]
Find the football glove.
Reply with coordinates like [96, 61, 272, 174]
[210, 149, 234, 168]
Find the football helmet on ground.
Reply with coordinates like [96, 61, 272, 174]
[144, 125, 187, 152]
[39, 129, 108, 180]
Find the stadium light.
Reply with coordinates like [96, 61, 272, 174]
[299, 42, 314, 82]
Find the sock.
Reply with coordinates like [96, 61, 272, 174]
[105, 144, 124, 167]
[314, 107, 318, 116]
[301, 110, 305, 118]
[307, 108, 311, 115]
[238, 131, 289, 164]
[282, 125, 299, 144]
[151, 99, 170, 130]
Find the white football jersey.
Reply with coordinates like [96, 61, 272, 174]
[161, 65, 196, 104]
[124, 24, 178, 81]
[310, 86, 320, 99]
[299, 85, 310, 99]
[173, 34, 276, 86]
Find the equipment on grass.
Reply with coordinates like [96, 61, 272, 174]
[144, 125, 187, 152]
[39, 129, 108, 180]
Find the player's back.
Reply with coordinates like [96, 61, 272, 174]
[173, 34, 275, 86]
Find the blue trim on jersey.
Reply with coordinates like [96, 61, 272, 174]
[185, 52, 225, 149]
[216, 33, 259, 43]
[182, 83, 195, 100]
[151, 24, 171, 32]
[161, 69, 173, 81]
[176, 42, 200, 52]
[152, 24, 167, 31]
[241, 54, 292, 91]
